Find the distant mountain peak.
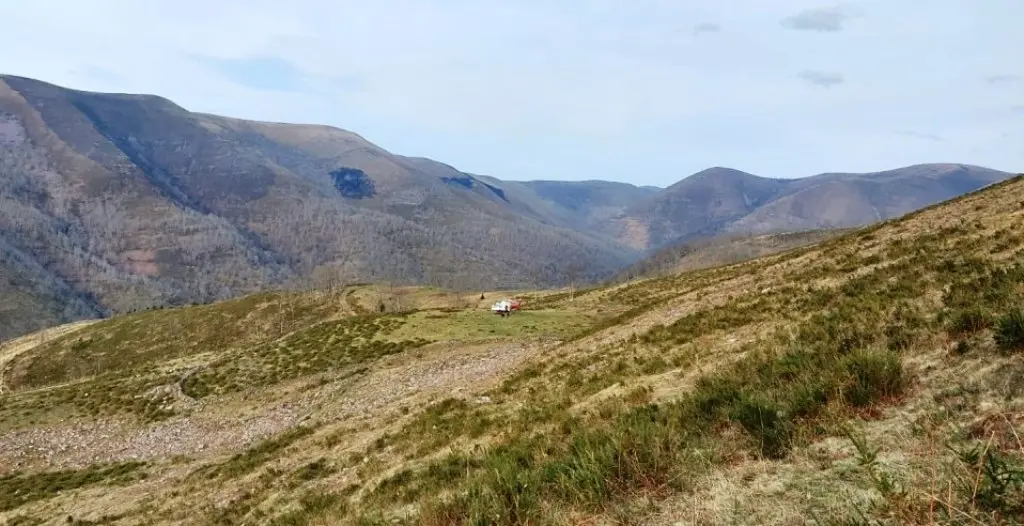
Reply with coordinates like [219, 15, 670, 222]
[663, 167, 779, 194]
[674, 167, 776, 188]
[608, 162, 1013, 251]
[693, 166, 751, 176]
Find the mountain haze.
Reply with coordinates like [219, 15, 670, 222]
[725, 163, 1012, 234]
[0, 74, 1015, 340]
[607, 167, 792, 249]
[608, 163, 1013, 250]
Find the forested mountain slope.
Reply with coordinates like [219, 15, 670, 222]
[0, 75, 635, 339]
[0, 74, 1013, 341]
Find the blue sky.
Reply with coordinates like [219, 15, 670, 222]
[1, 1, 1021, 186]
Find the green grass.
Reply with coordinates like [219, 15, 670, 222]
[407, 336, 908, 524]
[386, 308, 591, 342]
[266, 492, 348, 526]
[6, 291, 337, 391]
[951, 445, 1024, 519]
[944, 306, 993, 337]
[352, 181, 1024, 524]
[193, 426, 316, 481]
[994, 309, 1024, 353]
[387, 398, 495, 457]
[290, 458, 337, 484]
[180, 314, 430, 399]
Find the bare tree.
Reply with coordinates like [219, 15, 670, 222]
[565, 261, 585, 302]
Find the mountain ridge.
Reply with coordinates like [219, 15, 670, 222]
[0, 73, 1016, 340]
[607, 162, 1014, 249]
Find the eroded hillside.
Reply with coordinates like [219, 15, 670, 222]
[2, 176, 1023, 525]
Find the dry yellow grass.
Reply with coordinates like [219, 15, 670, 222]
[0, 319, 97, 395]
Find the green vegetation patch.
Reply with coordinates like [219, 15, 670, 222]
[994, 309, 1024, 353]
[181, 315, 430, 398]
[0, 370, 193, 430]
[9, 292, 335, 391]
[390, 398, 495, 457]
[0, 461, 147, 512]
[386, 309, 591, 342]
[196, 426, 316, 481]
[267, 492, 348, 526]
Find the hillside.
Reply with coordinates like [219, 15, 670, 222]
[1, 174, 1022, 525]
[511, 179, 661, 230]
[609, 164, 1013, 250]
[611, 229, 848, 281]
[0, 75, 637, 340]
[607, 167, 793, 249]
[0, 74, 1015, 343]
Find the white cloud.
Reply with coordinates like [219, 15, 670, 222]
[692, 22, 722, 35]
[986, 74, 1019, 84]
[798, 70, 845, 88]
[0, 0, 1022, 183]
[781, 5, 861, 32]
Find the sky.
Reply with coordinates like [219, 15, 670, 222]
[0, 1, 1021, 186]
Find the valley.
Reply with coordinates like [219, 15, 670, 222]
[0, 74, 1015, 342]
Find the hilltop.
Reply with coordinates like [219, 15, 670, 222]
[1, 173, 1022, 524]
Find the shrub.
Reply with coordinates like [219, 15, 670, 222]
[953, 445, 1024, 518]
[785, 378, 832, 418]
[946, 307, 992, 337]
[292, 458, 336, 482]
[883, 304, 927, 352]
[692, 376, 742, 421]
[729, 396, 792, 459]
[994, 310, 1024, 353]
[841, 350, 905, 407]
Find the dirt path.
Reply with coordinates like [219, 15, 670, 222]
[0, 320, 98, 395]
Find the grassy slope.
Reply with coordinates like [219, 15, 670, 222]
[611, 229, 848, 282]
[1, 177, 1023, 525]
